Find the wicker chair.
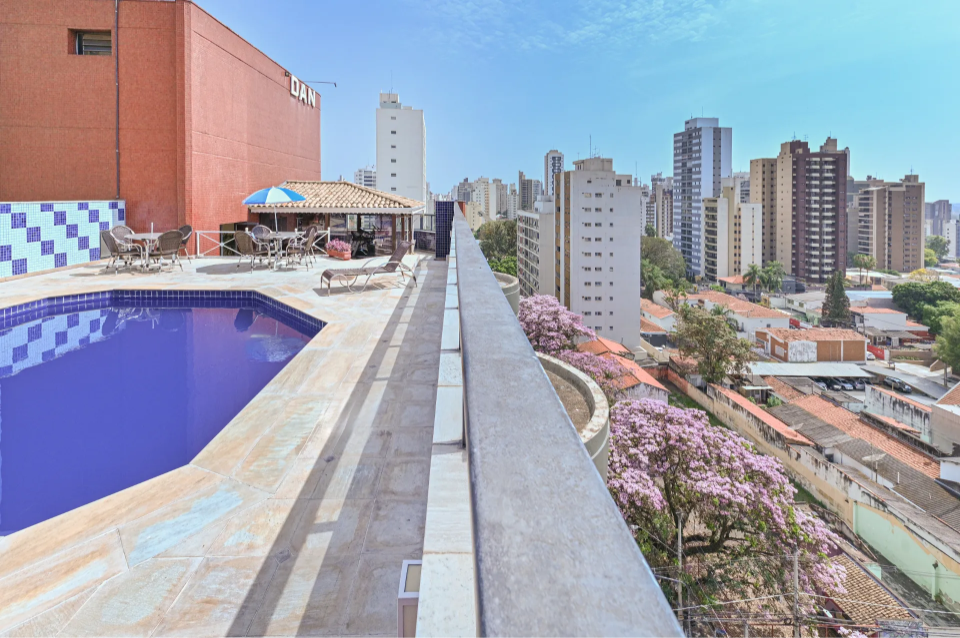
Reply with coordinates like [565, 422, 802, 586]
[250, 225, 274, 262]
[320, 240, 416, 294]
[148, 230, 184, 271]
[286, 226, 317, 269]
[101, 230, 144, 273]
[235, 231, 270, 271]
[178, 225, 193, 261]
[110, 225, 136, 248]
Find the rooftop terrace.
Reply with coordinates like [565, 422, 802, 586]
[0, 216, 680, 636]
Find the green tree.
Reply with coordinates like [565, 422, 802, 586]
[642, 237, 687, 282]
[645, 224, 657, 238]
[672, 304, 754, 384]
[822, 270, 851, 326]
[744, 263, 763, 297]
[761, 261, 785, 294]
[641, 260, 671, 300]
[852, 254, 877, 285]
[935, 306, 960, 374]
[477, 220, 517, 261]
[709, 284, 724, 292]
[925, 248, 938, 268]
[928, 235, 950, 262]
[892, 281, 960, 318]
[488, 255, 517, 277]
[921, 301, 960, 335]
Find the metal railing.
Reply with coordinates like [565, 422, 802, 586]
[193, 229, 331, 258]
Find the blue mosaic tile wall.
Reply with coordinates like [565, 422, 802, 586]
[435, 200, 453, 259]
[0, 200, 125, 278]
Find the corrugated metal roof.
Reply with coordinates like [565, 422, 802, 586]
[748, 362, 873, 378]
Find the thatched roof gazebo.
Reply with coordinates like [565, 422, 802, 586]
[247, 180, 424, 254]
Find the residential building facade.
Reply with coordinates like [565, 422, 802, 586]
[353, 166, 376, 189]
[544, 150, 564, 197]
[517, 196, 555, 297]
[756, 327, 867, 363]
[703, 175, 763, 282]
[857, 175, 925, 273]
[554, 158, 643, 348]
[519, 171, 542, 211]
[927, 199, 952, 237]
[376, 92, 426, 204]
[673, 118, 732, 276]
[749, 157, 778, 264]
[773, 138, 849, 283]
[648, 173, 674, 239]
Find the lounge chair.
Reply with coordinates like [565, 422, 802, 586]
[235, 231, 270, 271]
[101, 230, 144, 273]
[178, 225, 193, 261]
[320, 240, 416, 294]
[148, 230, 184, 271]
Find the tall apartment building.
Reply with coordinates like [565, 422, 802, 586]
[749, 158, 777, 264]
[945, 218, 960, 261]
[493, 178, 508, 216]
[649, 174, 674, 239]
[505, 185, 520, 220]
[703, 175, 763, 282]
[673, 118, 732, 276]
[375, 92, 426, 203]
[927, 199, 952, 236]
[857, 175, 925, 273]
[544, 150, 564, 197]
[353, 166, 376, 189]
[770, 138, 849, 283]
[471, 177, 498, 222]
[517, 196, 556, 297]
[732, 171, 750, 203]
[554, 158, 643, 348]
[452, 178, 472, 202]
[846, 175, 884, 264]
[519, 171, 542, 211]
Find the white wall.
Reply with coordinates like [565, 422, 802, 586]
[376, 93, 426, 203]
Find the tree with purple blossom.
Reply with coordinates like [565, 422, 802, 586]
[518, 294, 595, 355]
[607, 399, 846, 616]
[558, 350, 625, 402]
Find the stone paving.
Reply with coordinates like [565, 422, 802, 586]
[0, 254, 446, 637]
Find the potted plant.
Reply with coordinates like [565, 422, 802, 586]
[327, 238, 352, 261]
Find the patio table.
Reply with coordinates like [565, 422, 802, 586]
[267, 230, 302, 269]
[128, 232, 162, 271]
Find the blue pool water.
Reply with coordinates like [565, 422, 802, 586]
[0, 296, 320, 535]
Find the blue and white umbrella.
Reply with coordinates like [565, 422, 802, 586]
[242, 187, 306, 230]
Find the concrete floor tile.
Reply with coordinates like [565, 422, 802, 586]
[377, 458, 430, 500]
[362, 499, 427, 556]
[342, 555, 413, 637]
[309, 456, 385, 501]
[60, 558, 200, 637]
[386, 428, 433, 459]
[206, 499, 308, 558]
[290, 500, 375, 558]
[151, 556, 278, 637]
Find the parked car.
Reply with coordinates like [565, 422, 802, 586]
[883, 376, 900, 390]
[829, 381, 844, 392]
[853, 380, 865, 391]
[839, 381, 854, 391]
[866, 352, 876, 361]
[813, 380, 828, 390]
[900, 383, 913, 394]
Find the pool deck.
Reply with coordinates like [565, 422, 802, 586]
[0, 254, 445, 637]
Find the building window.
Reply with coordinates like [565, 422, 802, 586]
[391, 159, 396, 163]
[391, 116, 397, 120]
[391, 187, 397, 191]
[391, 145, 396, 149]
[76, 31, 111, 55]
[391, 131, 397, 134]
[391, 173, 396, 177]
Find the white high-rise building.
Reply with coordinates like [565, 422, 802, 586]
[353, 166, 376, 189]
[517, 195, 555, 297]
[544, 150, 564, 197]
[946, 218, 960, 261]
[673, 117, 732, 276]
[703, 175, 763, 282]
[554, 157, 644, 348]
[732, 171, 750, 203]
[376, 92, 426, 203]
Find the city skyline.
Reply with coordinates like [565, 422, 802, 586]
[197, 0, 958, 201]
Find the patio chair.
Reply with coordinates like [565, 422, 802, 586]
[101, 230, 144, 274]
[148, 230, 184, 271]
[235, 231, 270, 271]
[178, 225, 193, 261]
[320, 240, 416, 295]
[250, 224, 275, 261]
[110, 225, 136, 248]
[286, 226, 317, 269]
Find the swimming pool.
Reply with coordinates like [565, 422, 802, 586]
[0, 291, 323, 535]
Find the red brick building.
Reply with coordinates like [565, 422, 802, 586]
[0, 0, 321, 233]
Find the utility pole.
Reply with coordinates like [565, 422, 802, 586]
[676, 514, 683, 630]
[793, 550, 801, 638]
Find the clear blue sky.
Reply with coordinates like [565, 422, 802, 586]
[200, 0, 959, 202]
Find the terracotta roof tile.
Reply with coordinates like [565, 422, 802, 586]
[718, 275, 744, 284]
[641, 299, 674, 319]
[640, 317, 666, 333]
[686, 291, 788, 319]
[604, 354, 668, 393]
[763, 376, 804, 402]
[712, 385, 812, 445]
[577, 337, 632, 357]
[937, 381, 960, 407]
[790, 395, 939, 478]
[761, 327, 865, 343]
[831, 554, 913, 624]
[250, 180, 423, 212]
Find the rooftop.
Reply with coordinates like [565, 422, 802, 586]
[763, 376, 805, 402]
[712, 385, 812, 445]
[641, 317, 666, 333]
[577, 336, 633, 358]
[937, 381, 960, 407]
[686, 290, 788, 319]
[850, 307, 905, 315]
[717, 275, 744, 284]
[761, 327, 865, 343]
[607, 354, 667, 393]
[251, 180, 424, 213]
[828, 554, 914, 625]
[641, 298, 674, 318]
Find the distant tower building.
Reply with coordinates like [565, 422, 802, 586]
[749, 158, 777, 264]
[376, 92, 426, 203]
[858, 175, 926, 273]
[493, 178, 508, 216]
[732, 171, 750, 203]
[453, 178, 472, 202]
[544, 150, 564, 197]
[517, 195, 555, 296]
[703, 174, 763, 282]
[554, 157, 644, 348]
[928, 199, 952, 236]
[673, 117, 732, 276]
[519, 171, 542, 211]
[650, 173, 674, 239]
[353, 166, 376, 189]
